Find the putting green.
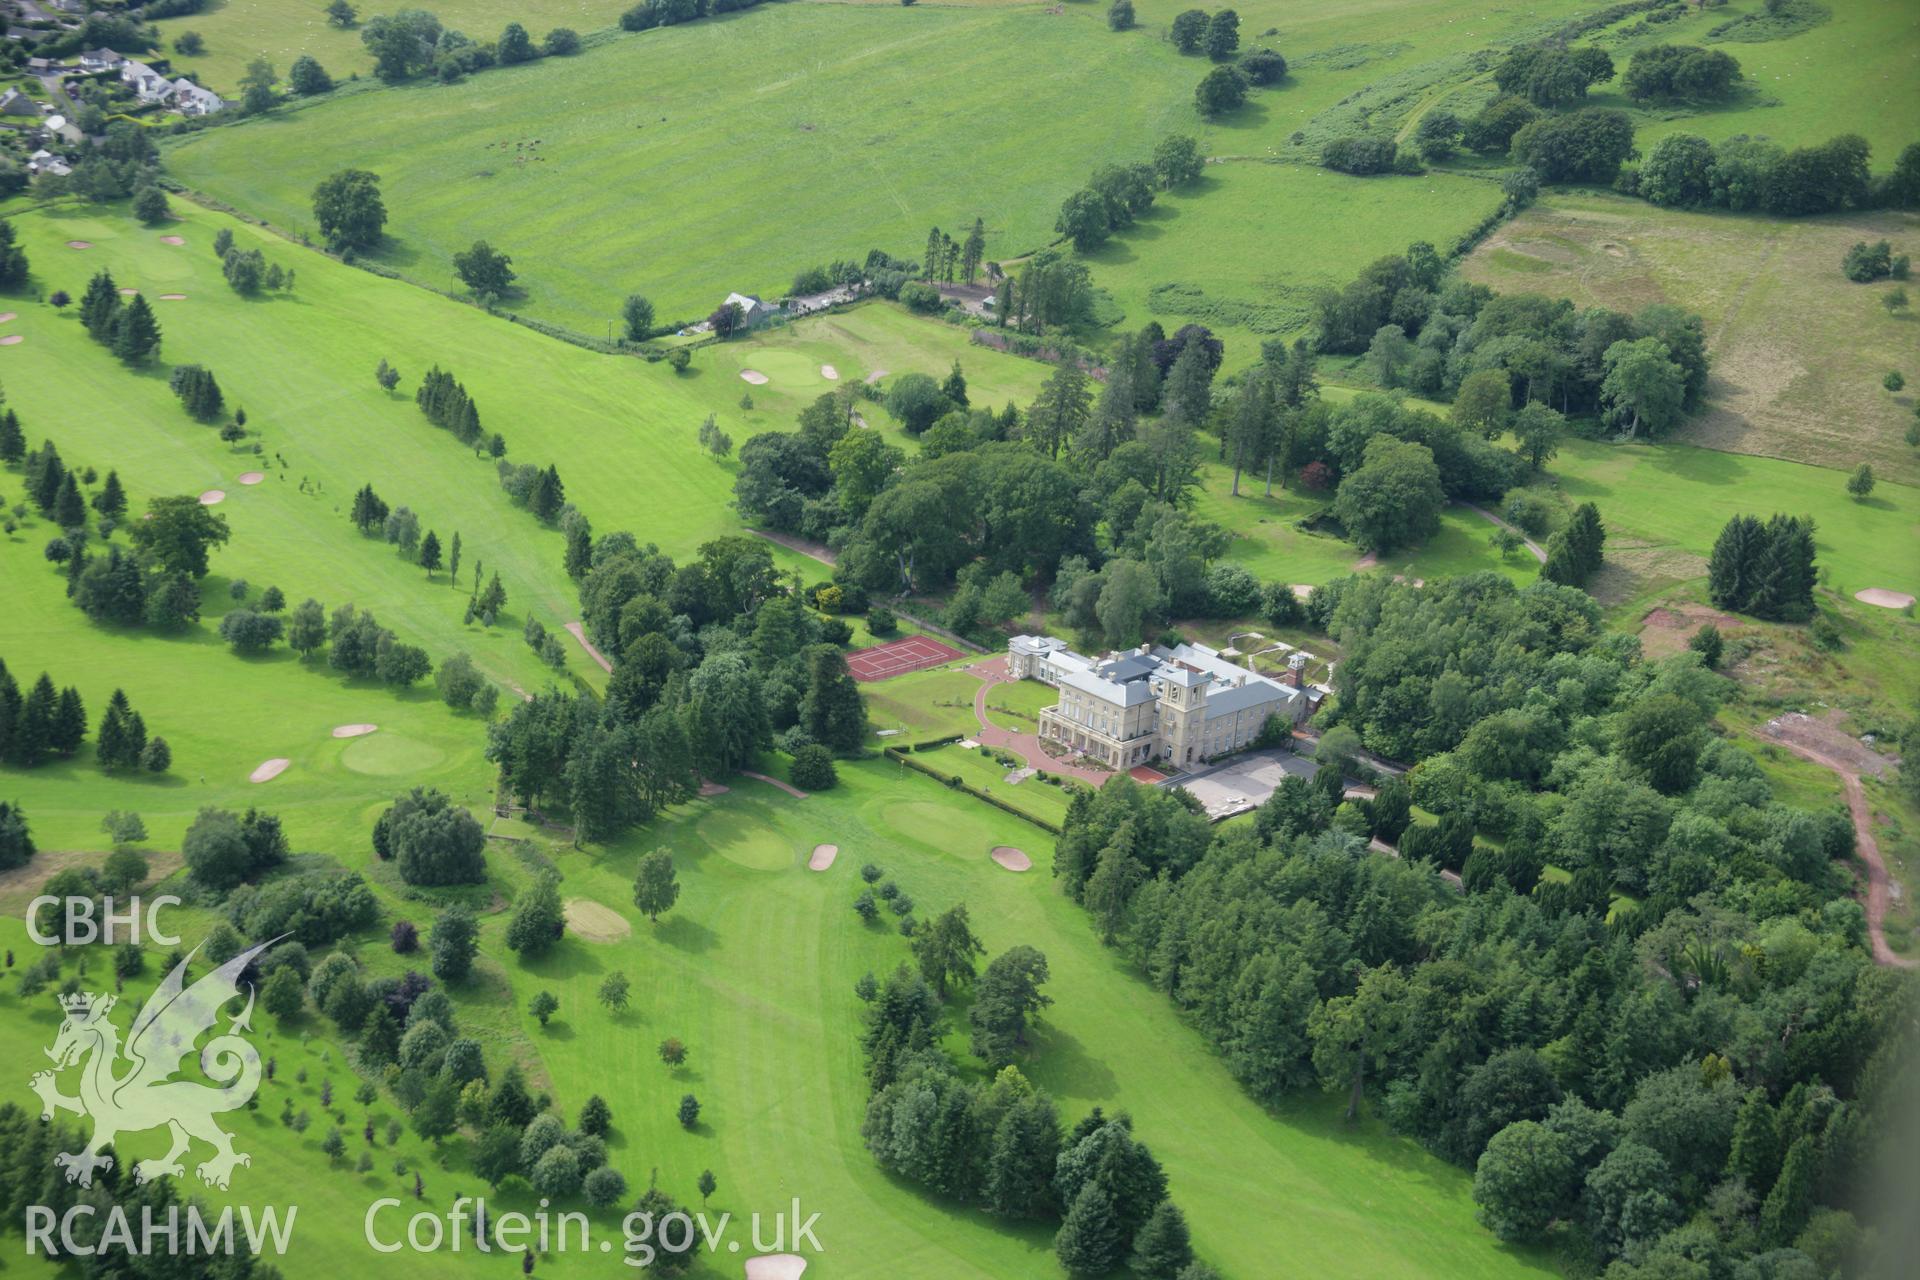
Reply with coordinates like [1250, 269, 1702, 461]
[696, 806, 796, 871]
[721, 346, 825, 391]
[339, 732, 447, 777]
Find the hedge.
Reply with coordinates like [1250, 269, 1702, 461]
[884, 748, 1063, 834]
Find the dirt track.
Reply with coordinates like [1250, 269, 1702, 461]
[1760, 716, 1913, 969]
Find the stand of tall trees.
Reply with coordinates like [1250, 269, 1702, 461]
[496, 532, 870, 846]
[1050, 572, 1900, 1275]
[1706, 513, 1817, 622]
[853, 872, 1206, 1278]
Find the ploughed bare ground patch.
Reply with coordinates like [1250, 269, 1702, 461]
[1638, 600, 1738, 659]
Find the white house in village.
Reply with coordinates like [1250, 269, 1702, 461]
[1007, 636, 1315, 771]
[79, 48, 124, 73]
[168, 78, 225, 115]
[119, 58, 171, 102]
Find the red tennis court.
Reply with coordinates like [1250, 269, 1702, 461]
[845, 634, 966, 682]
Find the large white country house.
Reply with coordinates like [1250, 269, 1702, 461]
[1007, 636, 1316, 771]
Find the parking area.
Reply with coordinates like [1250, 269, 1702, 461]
[1170, 749, 1320, 821]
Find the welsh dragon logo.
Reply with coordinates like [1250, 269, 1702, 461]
[30, 937, 278, 1190]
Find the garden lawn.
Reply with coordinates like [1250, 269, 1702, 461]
[859, 665, 982, 742]
[980, 677, 1055, 733]
[907, 740, 1078, 829]
[163, 4, 1200, 335]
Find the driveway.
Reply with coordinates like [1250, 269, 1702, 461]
[966, 656, 1115, 787]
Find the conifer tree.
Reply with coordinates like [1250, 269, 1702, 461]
[1054, 1183, 1125, 1277]
[113, 294, 162, 363]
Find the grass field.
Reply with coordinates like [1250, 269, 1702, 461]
[0, 909, 529, 1280]
[0, 199, 1070, 848]
[1464, 193, 1920, 485]
[163, 4, 1199, 334]
[146, 0, 618, 93]
[1078, 162, 1506, 370]
[0, 758, 1558, 1279]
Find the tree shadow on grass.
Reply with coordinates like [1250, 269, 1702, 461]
[655, 913, 717, 955]
[1022, 1023, 1117, 1103]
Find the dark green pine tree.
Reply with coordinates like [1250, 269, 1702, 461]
[0, 662, 19, 764]
[17, 674, 56, 763]
[1706, 514, 1762, 612]
[124, 709, 147, 762]
[1054, 1183, 1126, 1278]
[455, 396, 482, 447]
[1129, 1200, 1194, 1279]
[983, 1094, 1061, 1219]
[54, 471, 86, 530]
[95, 701, 126, 769]
[1727, 1088, 1782, 1198]
[529, 466, 564, 521]
[1540, 531, 1584, 587]
[1563, 501, 1605, 578]
[942, 360, 969, 408]
[0, 216, 28, 288]
[563, 522, 592, 579]
[351, 484, 387, 533]
[50, 686, 86, 756]
[1759, 1134, 1815, 1245]
[0, 408, 24, 465]
[79, 270, 121, 342]
[93, 469, 127, 518]
[800, 645, 867, 750]
[418, 529, 442, 576]
[1750, 515, 1815, 622]
[30, 443, 65, 514]
[112, 294, 162, 364]
[960, 217, 986, 282]
[923, 226, 943, 282]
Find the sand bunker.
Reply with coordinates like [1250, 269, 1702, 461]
[820, 364, 838, 380]
[331, 723, 378, 738]
[198, 489, 225, 505]
[158, 293, 187, 301]
[238, 471, 264, 485]
[0, 313, 15, 323]
[744, 1256, 807, 1280]
[1856, 588, 1915, 610]
[739, 369, 769, 385]
[249, 758, 290, 783]
[564, 898, 632, 942]
[991, 846, 1033, 872]
[808, 844, 838, 871]
[66, 240, 91, 249]
[0, 335, 20, 346]
[160, 235, 186, 246]
[118, 287, 138, 297]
